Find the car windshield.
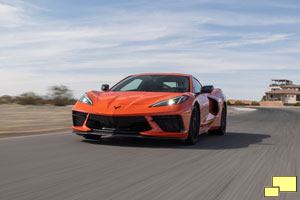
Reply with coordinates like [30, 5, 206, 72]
[110, 75, 190, 93]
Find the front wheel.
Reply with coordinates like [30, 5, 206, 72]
[209, 105, 227, 135]
[185, 106, 200, 145]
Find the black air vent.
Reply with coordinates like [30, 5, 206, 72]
[152, 115, 184, 132]
[86, 114, 151, 132]
[72, 111, 88, 126]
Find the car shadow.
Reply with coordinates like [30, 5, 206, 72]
[81, 132, 271, 150]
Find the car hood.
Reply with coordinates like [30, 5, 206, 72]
[89, 91, 187, 115]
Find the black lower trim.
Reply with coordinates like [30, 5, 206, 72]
[73, 131, 180, 140]
[74, 131, 143, 138]
[92, 128, 140, 136]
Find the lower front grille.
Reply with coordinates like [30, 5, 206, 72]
[72, 111, 88, 126]
[152, 115, 184, 132]
[86, 114, 151, 132]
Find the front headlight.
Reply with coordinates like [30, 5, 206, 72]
[78, 93, 93, 105]
[150, 95, 190, 107]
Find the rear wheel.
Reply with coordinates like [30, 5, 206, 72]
[83, 135, 102, 140]
[185, 106, 200, 145]
[209, 105, 227, 135]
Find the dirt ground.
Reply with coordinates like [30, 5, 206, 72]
[0, 104, 72, 135]
[0, 104, 246, 136]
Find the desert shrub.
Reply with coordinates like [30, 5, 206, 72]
[46, 98, 77, 106]
[49, 85, 75, 106]
[16, 92, 45, 105]
[294, 102, 300, 107]
[251, 101, 260, 106]
[234, 101, 245, 106]
[226, 100, 232, 106]
[0, 95, 14, 104]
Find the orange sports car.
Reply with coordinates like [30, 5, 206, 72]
[72, 73, 226, 144]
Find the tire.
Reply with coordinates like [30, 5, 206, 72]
[83, 135, 102, 140]
[185, 106, 200, 145]
[209, 105, 227, 135]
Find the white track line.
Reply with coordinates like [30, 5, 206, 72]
[232, 107, 256, 112]
[0, 131, 70, 141]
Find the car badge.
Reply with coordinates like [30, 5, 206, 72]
[114, 106, 121, 109]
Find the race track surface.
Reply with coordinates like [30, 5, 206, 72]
[1, 108, 300, 200]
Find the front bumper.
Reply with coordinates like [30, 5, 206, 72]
[72, 110, 191, 139]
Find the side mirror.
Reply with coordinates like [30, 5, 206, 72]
[101, 84, 109, 91]
[201, 85, 214, 94]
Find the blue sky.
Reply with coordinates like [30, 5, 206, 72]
[1, 0, 300, 100]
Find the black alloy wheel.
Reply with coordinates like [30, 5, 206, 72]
[185, 106, 200, 145]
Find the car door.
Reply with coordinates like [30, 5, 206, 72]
[192, 77, 210, 127]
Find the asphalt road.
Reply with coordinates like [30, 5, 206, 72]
[1, 108, 300, 200]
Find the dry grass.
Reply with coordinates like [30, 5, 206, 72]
[0, 104, 72, 135]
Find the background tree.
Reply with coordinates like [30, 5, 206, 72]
[49, 85, 76, 106]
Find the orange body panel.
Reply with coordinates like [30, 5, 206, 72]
[72, 73, 226, 139]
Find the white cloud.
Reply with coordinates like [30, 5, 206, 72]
[213, 34, 291, 48]
[0, 3, 25, 27]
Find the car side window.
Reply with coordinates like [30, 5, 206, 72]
[192, 78, 202, 93]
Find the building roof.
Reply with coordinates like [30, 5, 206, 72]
[281, 84, 300, 88]
[272, 79, 292, 82]
[266, 90, 300, 95]
[270, 79, 293, 86]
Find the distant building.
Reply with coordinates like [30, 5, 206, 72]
[266, 79, 300, 105]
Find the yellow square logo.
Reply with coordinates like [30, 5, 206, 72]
[273, 176, 297, 192]
[265, 187, 279, 197]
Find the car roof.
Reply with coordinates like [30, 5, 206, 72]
[131, 73, 191, 77]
